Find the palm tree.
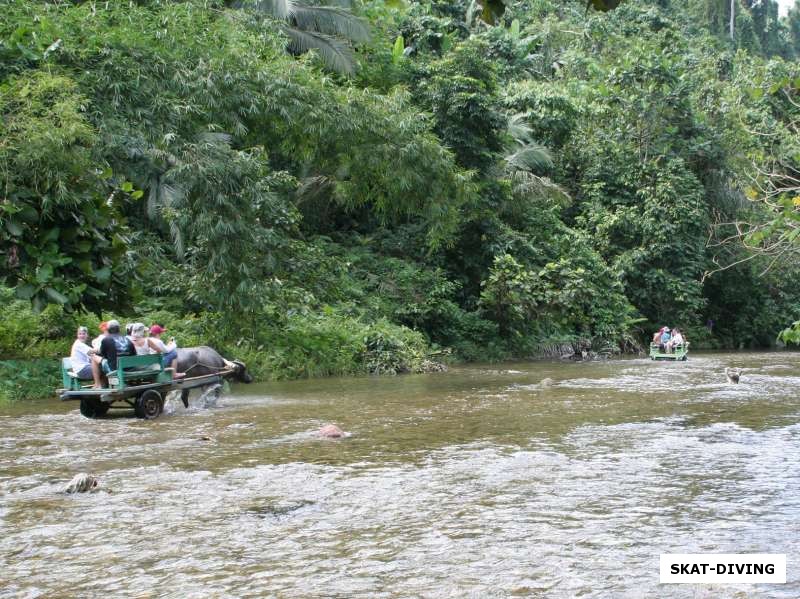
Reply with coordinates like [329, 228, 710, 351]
[502, 113, 571, 210]
[238, 0, 370, 75]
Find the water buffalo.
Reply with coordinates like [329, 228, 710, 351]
[318, 424, 346, 438]
[62, 473, 99, 494]
[176, 346, 253, 383]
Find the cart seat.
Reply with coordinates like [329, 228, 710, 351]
[61, 357, 94, 390]
[106, 354, 172, 389]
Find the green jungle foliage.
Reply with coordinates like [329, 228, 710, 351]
[3, 0, 800, 399]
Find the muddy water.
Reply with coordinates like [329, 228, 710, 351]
[1, 352, 799, 598]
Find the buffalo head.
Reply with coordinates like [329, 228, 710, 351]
[232, 360, 253, 383]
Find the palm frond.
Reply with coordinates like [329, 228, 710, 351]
[504, 142, 553, 173]
[465, 0, 480, 27]
[235, 0, 296, 20]
[507, 113, 533, 145]
[295, 175, 334, 204]
[159, 182, 186, 209]
[198, 131, 234, 146]
[147, 175, 161, 220]
[170, 219, 185, 260]
[291, 5, 370, 43]
[510, 171, 571, 208]
[313, 0, 353, 7]
[285, 27, 357, 75]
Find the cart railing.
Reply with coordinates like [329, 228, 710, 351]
[60, 353, 173, 391]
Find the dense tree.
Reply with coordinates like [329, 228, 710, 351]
[4, 0, 800, 378]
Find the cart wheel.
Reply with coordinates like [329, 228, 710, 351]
[135, 390, 164, 420]
[80, 397, 109, 419]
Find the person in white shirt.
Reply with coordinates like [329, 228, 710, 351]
[70, 326, 101, 387]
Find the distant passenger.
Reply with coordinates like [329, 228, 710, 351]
[659, 327, 672, 352]
[652, 327, 665, 344]
[668, 328, 685, 351]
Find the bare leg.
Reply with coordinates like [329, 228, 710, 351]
[170, 359, 185, 379]
[90, 358, 103, 388]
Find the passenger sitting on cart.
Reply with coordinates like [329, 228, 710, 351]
[659, 327, 672, 352]
[92, 319, 135, 388]
[130, 323, 158, 355]
[668, 328, 684, 351]
[148, 324, 185, 379]
[71, 326, 103, 388]
[91, 321, 108, 352]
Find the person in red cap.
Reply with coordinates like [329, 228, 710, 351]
[92, 321, 109, 352]
[148, 324, 183, 379]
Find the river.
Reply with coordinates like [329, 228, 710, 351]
[1, 351, 799, 597]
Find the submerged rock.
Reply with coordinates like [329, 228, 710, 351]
[418, 360, 448, 373]
[246, 500, 315, 518]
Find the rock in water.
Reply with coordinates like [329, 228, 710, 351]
[62, 473, 98, 494]
[418, 360, 448, 373]
[725, 368, 741, 384]
[318, 424, 345, 438]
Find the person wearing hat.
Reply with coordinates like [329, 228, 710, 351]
[92, 321, 109, 352]
[148, 324, 183, 379]
[130, 323, 159, 356]
[92, 319, 135, 387]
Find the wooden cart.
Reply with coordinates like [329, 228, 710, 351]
[649, 342, 689, 361]
[59, 354, 230, 419]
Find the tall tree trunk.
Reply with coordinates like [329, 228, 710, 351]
[730, 0, 735, 39]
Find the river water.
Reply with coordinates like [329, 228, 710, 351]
[1, 351, 799, 598]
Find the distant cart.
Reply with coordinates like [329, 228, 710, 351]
[59, 354, 230, 419]
[649, 342, 689, 361]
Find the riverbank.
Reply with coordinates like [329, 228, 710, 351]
[0, 285, 785, 403]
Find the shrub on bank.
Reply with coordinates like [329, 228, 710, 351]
[0, 360, 58, 403]
[228, 315, 430, 380]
